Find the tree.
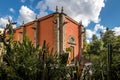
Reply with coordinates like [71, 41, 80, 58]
[112, 35, 120, 54]
[0, 34, 73, 80]
[87, 34, 103, 55]
[83, 28, 88, 54]
[102, 30, 115, 47]
[92, 34, 98, 42]
[86, 29, 120, 80]
[0, 36, 40, 80]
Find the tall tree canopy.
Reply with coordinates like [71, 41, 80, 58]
[102, 30, 115, 47]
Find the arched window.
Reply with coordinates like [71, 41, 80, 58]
[68, 36, 76, 44]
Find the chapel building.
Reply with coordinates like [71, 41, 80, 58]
[13, 7, 83, 64]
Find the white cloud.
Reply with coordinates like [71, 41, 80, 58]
[0, 18, 8, 28]
[86, 29, 94, 43]
[0, 16, 13, 28]
[38, 12, 48, 18]
[86, 25, 120, 43]
[36, 1, 48, 17]
[86, 24, 106, 43]
[86, 39, 90, 43]
[36, 0, 105, 26]
[17, 5, 36, 24]
[9, 8, 15, 13]
[112, 27, 120, 36]
[86, 29, 97, 43]
[36, 1, 47, 11]
[0, 16, 17, 29]
[86, 29, 95, 39]
[94, 24, 106, 33]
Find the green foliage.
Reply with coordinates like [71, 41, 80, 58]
[0, 36, 74, 80]
[111, 54, 120, 79]
[102, 30, 115, 47]
[112, 35, 120, 54]
[88, 39, 104, 55]
[83, 38, 88, 54]
[66, 47, 72, 52]
[45, 54, 69, 80]
[0, 36, 40, 80]
[92, 34, 98, 42]
[90, 52, 107, 80]
[86, 29, 120, 80]
[59, 53, 69, 64]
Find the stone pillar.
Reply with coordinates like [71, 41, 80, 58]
[22, 21, 25, 41]
[59, 7, 67, 54]
[78, 23, 81, 61]
[34, 16, 39, 46]
[79, 21, 84, 63]
[54, 6, 60, 54]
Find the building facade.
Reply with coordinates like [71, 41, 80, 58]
[14, 8, 83, 63]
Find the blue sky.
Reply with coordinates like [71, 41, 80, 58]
[0, 0, 120, 42]
[88, 0, 120, 29]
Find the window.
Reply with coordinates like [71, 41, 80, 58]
[68, 36, 76, 44]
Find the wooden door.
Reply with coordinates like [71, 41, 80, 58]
[70, 46, 74, 63]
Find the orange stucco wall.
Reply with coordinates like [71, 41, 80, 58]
[14, 27, 22, 41]
[25, 23, 35, 44]
[14, 15, 55, 52]
[38, 16, 55, 51]
[65, 17, 81, 60]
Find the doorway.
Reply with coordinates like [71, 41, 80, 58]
[70, 46, 74, 63]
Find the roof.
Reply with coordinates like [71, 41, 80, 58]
[15, 12, 81, 30]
